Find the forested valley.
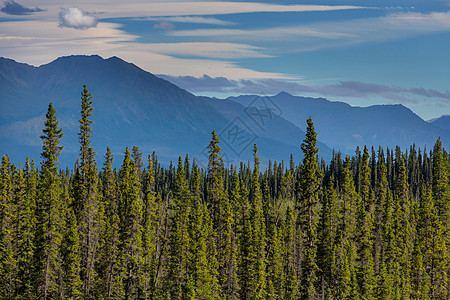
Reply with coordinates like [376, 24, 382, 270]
[1, 86, 449, 299]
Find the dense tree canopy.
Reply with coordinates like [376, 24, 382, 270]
[1, 86, 449, 299]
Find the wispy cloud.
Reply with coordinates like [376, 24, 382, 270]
[145, 16, 234, 26]
[318, 81, 450, 104]
[160, 75, 450, 105]
[104, 2, 363, 18]
[58, 7, 98, 29]
[158, 74, 238, 92]
[0, 2, 366, 21]
[153, 21, 175, 31]
[139, 42, 271, 59]
[170, 27, 354, 40]
[1, 0, 44, 15]
[0, 20, 287, 80]
[169, 10, 450, 50]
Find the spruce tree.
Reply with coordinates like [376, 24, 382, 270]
[207, 130, 223, 228]
[374, 150, 388, 274]
[432, 138, 449, 233]
[140, 154, 159, 299]
[118, 147, 143, 299]
[75, 85, 100, 297]
[61, 208, 82, 299]
[268, 226, 285, 299]
[0, 155, 15, 299]
[164, 157, 191, 299]
[418, 186, 449, 299]
[96, 147, 123, 298]
[190, 200, 221, 299]
[317, 183, 338, 298]
[298, 117, 322, 299]
[282, 206, 299, 298]
[336, 157, 358, 299]
[14, 158, 37, 299]
[248, 144, 267, 299]
[355, 194, 375, 299]
[237, 177, 252, 299]
[391, 159, 414, 298]
[34, 103, 65, 299]
[221, 184, 238, 299]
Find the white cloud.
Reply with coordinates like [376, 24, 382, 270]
[7, 1, 363, 20]
[168, 10, 450, 51]
[99, 2, 363, 18]
[153, 21, 175, 30]
[139, 42, 271, 59]
[0, 20, 289, 80]
[58, 7, 98, 29]
[170, 27, 354, 40]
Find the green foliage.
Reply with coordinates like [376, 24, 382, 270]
[118, 147, 143, 299]
[76, 85, 100, 298]
[61, 208, 82, 299]
[298, 118, 322, 300]
[2, 100, 450, 300]
[34, 103, 65, 299]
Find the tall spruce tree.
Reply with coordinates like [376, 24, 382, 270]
[34, 103, 65, 299]
[248, 144, 267, 299]
[207, 130, 223, 228]
[205, 130, 235, 297]
[74, 85, 100, 297]
[298, 117, 322, 299]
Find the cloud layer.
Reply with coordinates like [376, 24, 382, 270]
[146, 16, 234, 26]
[159, 75, 450, 105]
[1, 0, 44, 15]
[58, 7, 98, 29]
[169, 11, 450, 53]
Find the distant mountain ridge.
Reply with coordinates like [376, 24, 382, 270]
[228, 92, 449, 153]
[0, 55, 448, 168]
[0, 55, 325, 167]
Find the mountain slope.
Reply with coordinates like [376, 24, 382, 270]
[0, 55, 325, 167]
[429, 115, 450, 131]
[201, 96, 331, 160]
[228, 92, 449, 152]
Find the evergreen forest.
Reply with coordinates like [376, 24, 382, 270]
[1, 86, 449, 300]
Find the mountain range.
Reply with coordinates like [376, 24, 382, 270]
[0, 55, 448, 168]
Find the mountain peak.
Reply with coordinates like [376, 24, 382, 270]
[56, 54, 103, 61]
[276, 91, 293, 97]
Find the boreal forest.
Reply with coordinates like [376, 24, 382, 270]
[1, 86, 449, 300]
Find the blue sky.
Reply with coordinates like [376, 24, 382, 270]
[1, 0, 449, 120]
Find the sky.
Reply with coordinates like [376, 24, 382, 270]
[1, 0, 449, 120]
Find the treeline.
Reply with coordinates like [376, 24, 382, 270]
[1, 86, 449, 299]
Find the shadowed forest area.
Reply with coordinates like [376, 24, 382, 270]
[1, 86, 449, 299]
